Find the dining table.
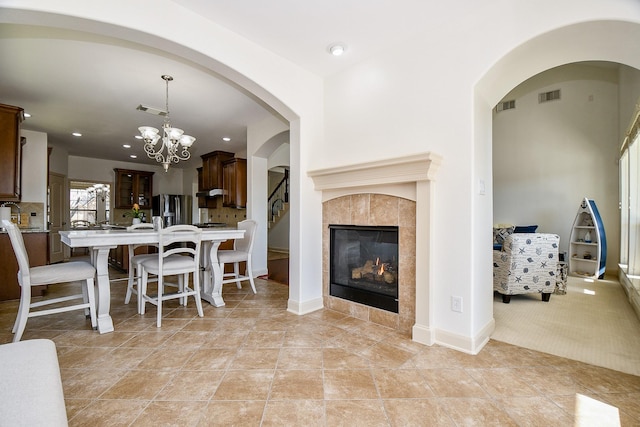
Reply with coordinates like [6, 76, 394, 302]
[59, 226, 244, 334]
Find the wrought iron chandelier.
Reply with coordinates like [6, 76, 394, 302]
[138, 75, 195, 172]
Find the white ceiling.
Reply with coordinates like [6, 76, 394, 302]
[0, 1, 458, 170]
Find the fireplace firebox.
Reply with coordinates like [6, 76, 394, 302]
[329, 224, 399, 313]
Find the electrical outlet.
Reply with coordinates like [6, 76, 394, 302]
[451, 296, 463, 313]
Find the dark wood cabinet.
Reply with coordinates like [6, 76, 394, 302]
[0, 232, 48, 301]
[201, 151, 234, 191]
[114, 169, 154, 209]
[198, 151, 234, 208]
[0, 103, 25, 201]
[222, 158, 247, 208]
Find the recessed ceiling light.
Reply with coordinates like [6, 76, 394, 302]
[130, 154, 137, 159]
[134, 135, 143, 140]
[222, 137, 231, 142]
[328, 43, 346, 56]
[123, 144, 131, 148]
[72, 132, 82, 137]
[24, 112, 31, 118]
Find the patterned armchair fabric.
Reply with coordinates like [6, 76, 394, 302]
[493, 233, 560, 303]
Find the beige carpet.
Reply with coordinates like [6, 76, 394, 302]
[492, 275, 640, 376]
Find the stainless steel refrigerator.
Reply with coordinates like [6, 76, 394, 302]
[152, 194, 192, 227]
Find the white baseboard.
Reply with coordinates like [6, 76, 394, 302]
[287, 297, 323, 315]
[432, 319, 495, 355]
[412, 323, 435, 346]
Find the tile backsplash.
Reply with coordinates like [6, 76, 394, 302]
[3, 202, 45, 229]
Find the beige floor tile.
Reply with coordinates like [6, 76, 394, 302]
[154, 370, 225, 401]
[187, 348, 236, 370]
[242, 330, 286, 347]
[68, 398, 149, 426]
[439, 397, 518, 426]
[229, 347, 280, 370]
[498, 396, 574, 426]
[101, 369, 175, 399]
[262, 400, 325, 426]
[323, 347, 371, 370]
[323, 369, 379, 400]
[2, 276, 639, 425]
[200, 400, 266, 426]
[62, 369, 128, 399]
[360, 341, 415, 368]
[277, 346, 324, 369]
[269, 369, 324, 400]
[466, 367, 540, 398]
[372, 368, 435, 399]
[383, 398, 455, 426]
[325, 400, 389, 427]
[130, 400, 207, 426]
[420, 368, 489, 398]
[213, 370, 274, 400]
[137, 346, 196, 370]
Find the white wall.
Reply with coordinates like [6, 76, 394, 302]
[493, 63, 621, 274]
[619, 65, 640, 138]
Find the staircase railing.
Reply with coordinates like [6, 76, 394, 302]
[268, 169, 289, 222]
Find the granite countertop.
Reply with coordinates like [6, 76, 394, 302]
[0, 227, 49, 234]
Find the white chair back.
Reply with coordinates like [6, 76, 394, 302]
[235, 220, 257, 253]
[158, 224, 202, 261]
[2, 220, 31, 284]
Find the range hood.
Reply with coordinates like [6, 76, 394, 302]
[196, 188, 226, 197]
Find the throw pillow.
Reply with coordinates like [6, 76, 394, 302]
[493, 224, 514, 245]
[513, 225, 538, 233]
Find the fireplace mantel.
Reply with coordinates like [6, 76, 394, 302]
[309, 152, 443, 346]
[308, 152, 442, 201]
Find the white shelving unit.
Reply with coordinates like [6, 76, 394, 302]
[568, 198, 607, 279]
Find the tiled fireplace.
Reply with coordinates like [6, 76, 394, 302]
[323, 195, 415, 333]
[309, 152, 442, 343]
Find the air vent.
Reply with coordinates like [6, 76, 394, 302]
[495, 100, 516, 113]
[136, 104, 168, 116]
[538, 89, 561, 103]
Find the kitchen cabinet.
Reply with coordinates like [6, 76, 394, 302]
[197, 167, 215, 209]
[0, 232, 48, 301]
[222, 158, 247, 208]
[199, 151, 234, 209]
[0, 103, 25, 201]
[201, 151, 234, 190]
[114, 169, 154, 209]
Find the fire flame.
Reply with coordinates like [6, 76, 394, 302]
[377, 264, 385, 275]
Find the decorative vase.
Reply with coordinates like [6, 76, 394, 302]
[584, 230, 591, 243]
[132, 218, 141, 225]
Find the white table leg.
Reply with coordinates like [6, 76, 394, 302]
[91, 246, 115, 333]
[200, 240, 225, 307]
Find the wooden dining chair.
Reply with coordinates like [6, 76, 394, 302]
[139, 225, 203, 327]
[2, 219, 97, 341]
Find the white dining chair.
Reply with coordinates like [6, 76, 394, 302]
[218, 219, 257, 293]
[139, 225, 204, 327]
[2, 219, 97, 342]
[124, 222, 157, 313]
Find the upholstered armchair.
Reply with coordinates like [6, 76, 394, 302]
[493, 233, 560, 303]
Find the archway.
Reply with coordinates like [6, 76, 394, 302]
[1, 6, 314, 310]
[474, 19, 640, 346]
